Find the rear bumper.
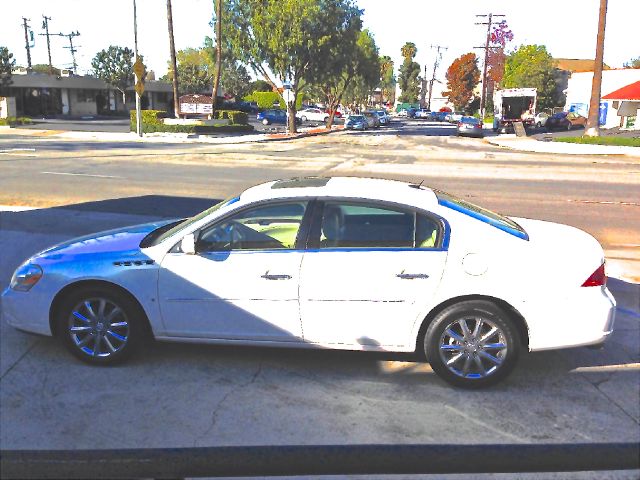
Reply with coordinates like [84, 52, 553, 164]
[526, 286, 616, 352]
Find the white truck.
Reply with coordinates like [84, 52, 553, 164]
[493, 88, 537, 132]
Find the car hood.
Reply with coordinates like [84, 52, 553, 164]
[32, 219, 177, 264]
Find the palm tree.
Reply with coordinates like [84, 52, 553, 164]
[211, 0, 223, 112]
[401, 42, 417, 61]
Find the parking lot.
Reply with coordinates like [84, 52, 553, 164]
[1, 121, 639, 480]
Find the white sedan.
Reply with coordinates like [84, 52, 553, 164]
[2, 177, 615, 388]
[295, 108, 329, 123]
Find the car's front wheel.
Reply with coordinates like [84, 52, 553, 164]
[57, 288, 145, 365]
[262, 119, 270, 125]
[424, 300, 520, 388]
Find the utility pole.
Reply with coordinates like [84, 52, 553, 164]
[427, 45, 447, 111]
[41, 15, 53, 74]
[420, 64, 427, 108]
[133, 0, 142, 136]
[475, 13, 505, 119]
[22, 18, 32, 69]
[58, 31, 80, 74]
[585, 0, 608, 137]
[211, 0, 223, 113]
[167, 0, 180, 118]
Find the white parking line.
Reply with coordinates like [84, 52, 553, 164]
[41, 171, 124, 179]
[0, 205, 40, 212]
[0, 148, 37, 157]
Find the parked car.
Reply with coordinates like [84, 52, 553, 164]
[344, 114, 368, 130]
[448, 112, 464, 123]
[325, 109, 342, 118]
[534, 112, 549, 128]
[456, 116, 484, 138]
[375, 110, 391, 126]
[398, 108, 416, 118]
[414, 108, 431, 119]
[257, 109, 287, 125]
[546, 111, 587, 131]
[296, 108, 329, 123]
[431, 111, 449, 122]
[3, 176, 615, 388]
[363, 111, 381, 128]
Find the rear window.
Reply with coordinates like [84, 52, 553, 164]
[435, 190, 528, 240]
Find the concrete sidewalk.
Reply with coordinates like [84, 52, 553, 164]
[485, 135, 640, 157]
[0, 125, 346, 145]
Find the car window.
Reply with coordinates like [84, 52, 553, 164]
[198, 201, 308, 252]
[318, 201, 439, 249]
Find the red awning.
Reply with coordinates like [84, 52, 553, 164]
[602, 81, 640, 101]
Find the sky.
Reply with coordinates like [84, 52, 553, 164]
[2, 0, 638, 81]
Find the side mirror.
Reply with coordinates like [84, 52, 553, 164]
[181, 233, 196, 255]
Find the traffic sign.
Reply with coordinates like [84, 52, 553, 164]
[135, 80, 145, 96]
[133, 57, 145, 80]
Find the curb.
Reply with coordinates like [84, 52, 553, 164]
[261, 126, 345, 142]
[484, 136, 639, 157]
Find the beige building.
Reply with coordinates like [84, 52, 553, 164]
[3, 70, 173, 117]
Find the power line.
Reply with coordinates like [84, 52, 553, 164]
[474, 13, 505, 118]
[21, 17, 32, 69]
[427, 44, 447, 111]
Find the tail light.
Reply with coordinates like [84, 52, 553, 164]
[475, 123, 482, 128]
[457, 122, 462, 127]
[582, 262, 606, 287]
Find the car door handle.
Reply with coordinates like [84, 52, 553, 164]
[396, 272, 429, 280]
[261, 272, 292, 280]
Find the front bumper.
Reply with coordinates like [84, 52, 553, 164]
[1, 286, 53, 336]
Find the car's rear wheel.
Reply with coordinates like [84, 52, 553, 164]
[300, 116, 307, 122]
[424, 300, 520, 388]
[262, 119, 270, 125]
[57, 288, 145, 365]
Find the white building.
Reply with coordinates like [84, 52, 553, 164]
[563, 69, 640, 129]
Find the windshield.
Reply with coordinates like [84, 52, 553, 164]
[435, 190, 528, 240]
[149, 195, 240, 246]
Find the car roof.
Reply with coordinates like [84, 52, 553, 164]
[240, 177, 439, 207]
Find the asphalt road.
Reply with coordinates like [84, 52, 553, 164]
[1, 121, 639, 475]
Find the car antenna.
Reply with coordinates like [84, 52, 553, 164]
[409, 179, 425, 189]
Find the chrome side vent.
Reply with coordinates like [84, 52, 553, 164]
[113, 260, 155, 267]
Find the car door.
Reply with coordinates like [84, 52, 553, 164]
[299, 200, 448, 349]
[158, 200, 312, 342]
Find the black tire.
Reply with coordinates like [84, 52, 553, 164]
[57, 287, 146, 365]
[424, 300, 520, 388]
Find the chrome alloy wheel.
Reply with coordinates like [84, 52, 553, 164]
[438, 317, 508, 379]
[68, 298, 130, 358]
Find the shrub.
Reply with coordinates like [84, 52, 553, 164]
[0, 116, 33, 126]
[130, 110, 166, 131]
[553, 136, 640, 147]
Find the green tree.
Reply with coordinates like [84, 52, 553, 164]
[248, 79, 273, 92]
[32, 64, 61, 76]
[379, 55, 395, 104]
[224, 0, 362, 133]
[0, 46, 15, 93]
[398, 42, 421, 103]
[623, 56, 640, 68]
[162, 48, 214, 95]
[204, 37, 251, 98]
[91, 46, 135, 105]
[443, 52, 480, 111]
[341, 31, 380, 113]
[501, 45, 561, 110]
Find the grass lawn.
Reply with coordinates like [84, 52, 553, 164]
[553, 136, 640, 147]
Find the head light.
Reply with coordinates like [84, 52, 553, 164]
[10, 264, 43, 291]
